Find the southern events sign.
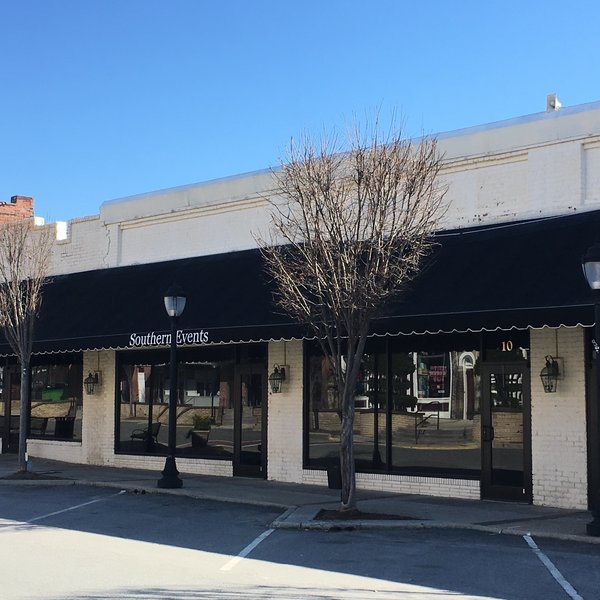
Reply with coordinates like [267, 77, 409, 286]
[129, 329, 209, 348]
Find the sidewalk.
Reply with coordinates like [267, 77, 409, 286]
[0, 454, 597, 545]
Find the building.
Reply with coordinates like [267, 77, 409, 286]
[0, 195, 34, 223]
[2, 98, 600, 510]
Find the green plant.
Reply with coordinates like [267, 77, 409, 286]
[192, 414, 211, 430]
[393, 394, 418, 412]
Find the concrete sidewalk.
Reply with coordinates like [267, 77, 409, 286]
[0, 455, 597, 545]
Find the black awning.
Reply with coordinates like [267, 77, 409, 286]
[24, 249, 303, 354]
[1, 209, 598, 355]
[373, 209, 597, 335]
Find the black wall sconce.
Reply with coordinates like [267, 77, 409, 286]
[84, 352, 103, 395]
[268, 364, 287, 394]
[540, 355, 560, 393]
[84, 371, 100, 395]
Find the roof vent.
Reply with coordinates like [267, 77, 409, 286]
[546, 93, 562, 112]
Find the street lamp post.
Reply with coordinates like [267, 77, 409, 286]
[157, 285, 187, 489]
[582, 242, 600, 536]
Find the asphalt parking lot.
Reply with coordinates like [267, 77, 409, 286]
[1, 485, 599, 599]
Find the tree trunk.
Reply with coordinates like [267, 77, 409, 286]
[339, 388, 356, 511]
[18, 359, 30, 473]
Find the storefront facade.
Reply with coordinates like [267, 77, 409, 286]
[2, 99, 600, 510]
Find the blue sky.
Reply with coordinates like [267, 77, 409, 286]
[1, 0, 599, 223]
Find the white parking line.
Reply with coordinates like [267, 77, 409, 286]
[28, 490, 127, 523]
[523, 535, 583, 600]
[220, 528, 274, 571]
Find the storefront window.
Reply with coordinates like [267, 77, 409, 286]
[306, 340, 484, 478]
[354, 350, 388, 470]
[30, 362, 83, 440]
[307, 353, 340, 465]
[116, 348, 236, 460]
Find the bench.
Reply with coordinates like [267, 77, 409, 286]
[131, 422, 161, 443]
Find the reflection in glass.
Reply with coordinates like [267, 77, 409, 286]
[307, 343, 483, 477]
[239, 372, 264, 468]
[489, 371, 524, 486]
[30, 363, 83, 440]
[117, 357, 235, 460]
[307, 354, 340, 465]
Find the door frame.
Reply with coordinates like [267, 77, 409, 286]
[481, 361, 532, 502]
[233, 363, 267, 478]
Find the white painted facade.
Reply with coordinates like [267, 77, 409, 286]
[22, 99, 600, 510]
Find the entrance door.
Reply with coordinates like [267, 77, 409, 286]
[233, 364, 267, 477]
[481, 363, 531, 502]
[0, 366, 21, 453]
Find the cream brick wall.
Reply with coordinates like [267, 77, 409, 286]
[301, 470, 480, 500]
[584, 142, 600, 206]
[267, 339, 304, 483]
[113, 455, 233, 477]
[530, 327, 588, 509]
[117, 200, 269, 266]
[49, 217, 112, 275]
[82, 350, 116, 465]
[27, 439, 83, 463]
[442, 154, 528, 227]
[528, 142, 584, 214]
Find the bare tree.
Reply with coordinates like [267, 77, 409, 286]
[261, 121, 447, 511]
[0, 219, 53, 472]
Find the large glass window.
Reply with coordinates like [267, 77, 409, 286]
[116, 347, 238, 460]
[306, 339, 484, 478]
[30, 361, 83, 440]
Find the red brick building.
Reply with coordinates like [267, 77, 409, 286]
[0, 196, 34, 223]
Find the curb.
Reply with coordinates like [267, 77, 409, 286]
[2, 475, 599, 545]
[0, 479, 76, 486]
[72, 480, 291, 509]
[270, 507, 600, 545]
[272, 517, 600, 544]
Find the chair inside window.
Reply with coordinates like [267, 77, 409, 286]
[130, 421, 161, 443]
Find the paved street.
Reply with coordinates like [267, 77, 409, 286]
[1, 485, 599, 599]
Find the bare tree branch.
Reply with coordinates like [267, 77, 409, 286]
[0, 220, 53, 472]
[259, 119, 447, 511]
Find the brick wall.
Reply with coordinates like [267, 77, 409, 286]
[301, 469, 480, 500]
[0, 195, 34, 223]
[531, 327, 588, 509]
[81, 350, 115, 465]
[267, 339, 304, 483]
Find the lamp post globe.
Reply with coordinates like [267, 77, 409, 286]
[157, 285, 187, 489]
[582, 243, 600, 536]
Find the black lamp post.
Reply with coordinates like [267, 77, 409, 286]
[157, 285, 186, 489]
[582, 242, 600, 536]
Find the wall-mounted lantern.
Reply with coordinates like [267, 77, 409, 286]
[85, 353, 103, 395]
[84, 372, 100, 395]
[539, 355, 560, 393]
[268, 364, 287, 394]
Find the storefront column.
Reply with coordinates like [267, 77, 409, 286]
[267, 339, 303, 483]
[82, 350, 116, 465]
[530, 327, 588, 508]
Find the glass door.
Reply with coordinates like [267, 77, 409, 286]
[233, 364, 267, 477]
[481, 363, 531, 502]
